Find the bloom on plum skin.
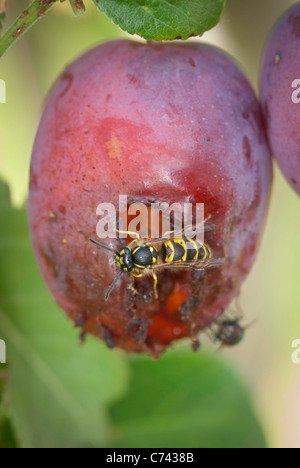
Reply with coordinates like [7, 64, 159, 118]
[28, 40, 272, 357]
[260, 3, 300, 196]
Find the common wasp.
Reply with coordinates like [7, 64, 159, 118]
[90, 221, 223, 301]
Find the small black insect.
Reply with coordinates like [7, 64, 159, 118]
[215, 319, 245, 346]
[210, 303, 254, 347]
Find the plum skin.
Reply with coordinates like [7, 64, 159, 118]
[260, 3, 300, 196]
[28, 40, 272, 357]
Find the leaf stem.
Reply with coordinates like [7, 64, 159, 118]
[0, 0, 56, 58]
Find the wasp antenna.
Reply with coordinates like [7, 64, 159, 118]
[105, 270, 123, 301]
[89, 238, 119, 255]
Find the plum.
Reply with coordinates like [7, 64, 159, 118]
[260, 3, 300, 196]
[28, 40, 272, 357]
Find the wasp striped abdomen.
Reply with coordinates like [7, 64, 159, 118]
[162, 238, 212, 264]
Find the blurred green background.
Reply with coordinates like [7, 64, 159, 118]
[0, 0, 299, 448]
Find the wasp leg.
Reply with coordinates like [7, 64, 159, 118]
[131, 272, 143, 278]
[127, 281, 140, 297]
[130, 271, 158, 300]
[115, 228, 141, 240]
[152, 271, 158, 300]
[114, 229, 141, 249]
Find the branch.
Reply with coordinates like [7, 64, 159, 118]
[69, 0, 85, 17]
[0, 0, 56, 58]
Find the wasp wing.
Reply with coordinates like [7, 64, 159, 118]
[152, 257, 224, 271]
[141, 222, 216, 246]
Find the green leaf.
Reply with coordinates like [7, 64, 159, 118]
[0, 12, 5, 33]
[0, 411, 18, 448]
[109, 350, 266, 448]
[93, 0, 225, 41]
[0, 370, 18, 448]
[0, 182, 129, 448]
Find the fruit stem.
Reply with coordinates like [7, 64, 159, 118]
[0, 0, 56, 58]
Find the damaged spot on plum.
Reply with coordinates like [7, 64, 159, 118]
[127, 73, 146, 89]
[263, 101, 270, 131]
[74, 312, 87, 328]
[248, 182, 261, 213]
[291, 178, 297, 185]
[189, 58, 196, 67]
[288, 13, 300, 37]
[106, 132, 123, 160]
[58, 71, 74, 98]
[30, 172, 38, 190]
[274, 53, 281, 65]
[49, 211, 56, 222]
[59, 205, 66, 215]
[243, 136, 252, 162]
[126, 315, 152, 341]
[66, 275, 80, 295]
[179, 295, 200, 322]
[251, 108, 266, 145]
[42, 246, 59, 278]
[97, 321, 116, 349]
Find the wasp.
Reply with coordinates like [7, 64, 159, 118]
[90, 221, 223, 301]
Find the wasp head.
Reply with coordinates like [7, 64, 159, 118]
[115, 247, 134, 272]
